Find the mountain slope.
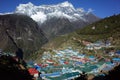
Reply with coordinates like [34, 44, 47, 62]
[40, 17, 89, 39]
[43, 14, 120, 49]
[0, 14, 48, 59]
[15, 1, 100, 39]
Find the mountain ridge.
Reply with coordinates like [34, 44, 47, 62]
[14, 1, 100, 39]
[0, 14, 48, 59]
[15, 1, 99, 23]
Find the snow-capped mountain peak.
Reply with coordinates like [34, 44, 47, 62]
[16, 2, 34, 9]
[15, 2, 35, 15]
[58, 1, 74, 8]
[15, 1, 96, 24]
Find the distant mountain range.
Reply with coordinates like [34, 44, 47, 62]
[15, 1, 100, 38]
[15, 1, 98, 23]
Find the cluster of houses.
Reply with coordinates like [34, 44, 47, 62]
[0, 47, 120, 80]
[27, 47, 120, 80]
[82, 40, 111, 50]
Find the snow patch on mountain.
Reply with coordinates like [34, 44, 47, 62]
[0, 12, 13, 15]
[86, 8, 94, 14]
[31, 12, 47, 23]
[59, 1, 74, 8]
[48, 11, 73, 20]
[15, 1, 95, 23]
[77, 8, 85, 13]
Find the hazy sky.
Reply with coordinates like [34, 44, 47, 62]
[0, 0, 120, 18]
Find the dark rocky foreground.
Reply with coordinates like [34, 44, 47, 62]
[0, 55, 33, 80]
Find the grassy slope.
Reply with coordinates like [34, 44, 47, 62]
[43, 14, 120, 50]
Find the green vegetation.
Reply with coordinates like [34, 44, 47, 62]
[43, 14, 120, 50]
[77, 14, 120, 35]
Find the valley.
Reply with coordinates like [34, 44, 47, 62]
[0, 1, 120, 80]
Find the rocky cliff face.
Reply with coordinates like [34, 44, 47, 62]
[0, 14, 48, 58]
[40, 17, 89, 39]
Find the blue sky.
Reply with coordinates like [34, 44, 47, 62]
[0, 0, 120, 18]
